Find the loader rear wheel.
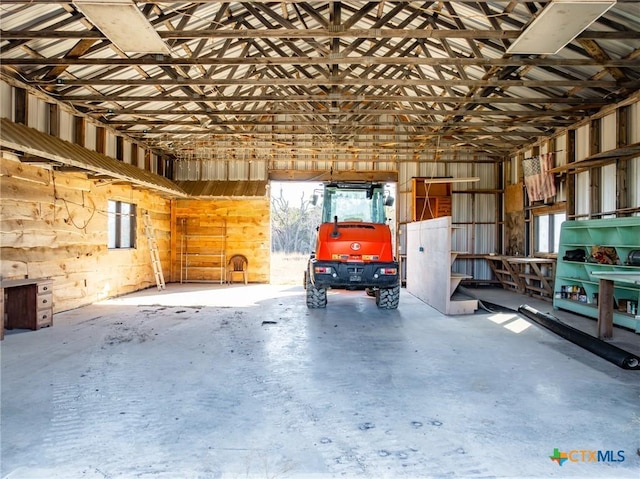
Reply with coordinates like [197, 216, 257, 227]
[376, 285, 400, 310]
[306, 275, 327, 308]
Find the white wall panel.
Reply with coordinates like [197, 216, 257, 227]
[631, 101, 640, 142]
[448, 163, 473, 184]
[474, 194, 496, 223]
[475, 163, 497, 189]
[418, 161, 446, 178]
[123, 140, 131, 164]
[86, 123, 96, 150]
[474, 224, 497, 256]
[398, 192, 411, 224]
[131, 143, 144, 169]
[175, 159, 198, 180]
[196, 158, 217, 179]
[630, 158, 639, 214]
[227, 160, 244, 180]
[453, 194, 472, 223]
[105, 133, 116, 158]
[0, 82, 13, 119]
[136, 146, 145, 169]
[598, 113, 618, 216]
[249, 160, 267, 180]
[540, 143, 549, 156]
[601, 113, 617, 151]
[601, 163, 617, 216]
[59, 109, 73, 142]
[575, 171, 590, 217]
[575, 124, 590, 160]
[555, 133, 567, 167]
[629, 101, 640, 212]
[27, 95, 47, 132]
[452, 224, 470, 253]
[574, 126, 591, 218]
[399, 161, 418, 190]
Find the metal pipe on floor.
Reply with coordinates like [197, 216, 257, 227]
[517, 304, 640, 370]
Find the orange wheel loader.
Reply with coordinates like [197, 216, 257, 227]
[304, 181, 400, 309]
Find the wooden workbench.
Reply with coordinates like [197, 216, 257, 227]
[484, 255, 556, 301]
[591, 272, 640, 339]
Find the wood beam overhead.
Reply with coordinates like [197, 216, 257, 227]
[2, 29, 639, 41]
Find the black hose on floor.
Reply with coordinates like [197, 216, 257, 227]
[517, 304, 640, 370]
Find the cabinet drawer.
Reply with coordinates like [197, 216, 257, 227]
[37, 309, 52, 328]
[38, 282, 52, 295]
[37, 293, 53, 310]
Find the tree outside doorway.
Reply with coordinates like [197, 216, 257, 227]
[270, 181, 321, 285]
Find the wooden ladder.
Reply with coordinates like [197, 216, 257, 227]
[142, 210, 166, 290]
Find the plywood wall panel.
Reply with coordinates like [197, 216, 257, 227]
[172, 198, 270, 283]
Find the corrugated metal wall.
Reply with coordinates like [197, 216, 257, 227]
[454, 167, 498, 281]
[575, 124, 591, 217]
[0, 83, 153, 172]
[572, 109, 638, 219]
[396, 158, 499, 281]
[548, 135, 567, 202]
[601, 113, 618, 217]
[630, 102, 640, 215]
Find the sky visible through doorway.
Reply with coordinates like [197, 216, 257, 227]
[270, 181, 320, 204]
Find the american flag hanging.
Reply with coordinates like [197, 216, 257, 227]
[523, 153, 556, 202]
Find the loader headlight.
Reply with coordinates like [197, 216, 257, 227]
[315, 266, 332, 274]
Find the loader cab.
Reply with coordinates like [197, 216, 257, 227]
[318, 182, 393, 225]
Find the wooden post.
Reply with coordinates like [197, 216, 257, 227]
[597, 278, 614, 339]
[170, 199, 177, 283]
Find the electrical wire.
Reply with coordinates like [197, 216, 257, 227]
[52, 172, 99, 232]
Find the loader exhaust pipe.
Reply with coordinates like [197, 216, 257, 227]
[330, 215, 341, 238]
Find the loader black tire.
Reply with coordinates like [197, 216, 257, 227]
[306, 275, 327, 308]
[376, 285, 400, 309]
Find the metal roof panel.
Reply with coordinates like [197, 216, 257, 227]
[0, 118, 187, 197]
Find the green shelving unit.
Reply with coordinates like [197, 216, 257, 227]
[553, 217, 640, 333]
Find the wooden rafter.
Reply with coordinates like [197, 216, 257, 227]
[1, 0, 638, 159]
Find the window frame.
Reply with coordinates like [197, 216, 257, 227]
[533, 209, 566, 255]
[108, 200, 137, 249]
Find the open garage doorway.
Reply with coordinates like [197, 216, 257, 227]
[270, 181, 322, 285]
[269, 180, 397, 285]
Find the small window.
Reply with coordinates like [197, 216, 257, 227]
[108, 200, 136, 249]
[535, 212, 565, 253]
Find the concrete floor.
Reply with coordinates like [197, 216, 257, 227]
[1, 284, 638, 479]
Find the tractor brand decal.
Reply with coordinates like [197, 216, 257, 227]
[350, 242, 361, 251]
